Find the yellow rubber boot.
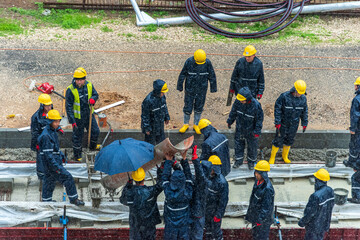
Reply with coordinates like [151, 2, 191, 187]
[282, 145, 292, 163]
[269, 145, 279, 164]
[193, 125, 201, 135]
[179, 124, 189, 133]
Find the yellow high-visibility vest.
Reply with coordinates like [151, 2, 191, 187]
[67, 82, 93, 119]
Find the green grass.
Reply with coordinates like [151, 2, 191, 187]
[151, 11, 169, 18]
[101, 26, 113, 32]
[0, 18, 23, 36]
[142, 24, 158, 32]
[9, 5, 102, 29]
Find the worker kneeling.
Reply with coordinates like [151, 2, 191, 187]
[245, 160, 275, 240]
[120, 167, 163, 240]
[298, 169, 334, 240]
[38, 110, 84, 206]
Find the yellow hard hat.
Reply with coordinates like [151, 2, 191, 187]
[243, 45, 257, 56]
[194, 49, 206, 65]
[208, 155, 222, 165]
[354, 77, 360, 85]
[254, 160, 270, 172]
[294, 80, 307, 94]
[73, 67, 87, 79]
[198, 118, 212, 130]
[38, 94, 52, 105]
[47, 110, 62, 120]
[313, 168, 330, 182]
[132, 167, 146, 182]
[161, 82, 169, 93]
[236, 94, 247, 101]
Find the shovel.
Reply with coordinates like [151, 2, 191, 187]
[60, 89, 70, 127]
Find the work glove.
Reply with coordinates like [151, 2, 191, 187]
[257, 94, 262, 100]
[256, 223, 261, 227]
[254, 134, 260, 138]
[303, 126, 307, 133]
[72, 123, 78, 129]
[36, 145, 40, 151]
[213, 216, 221, 223]
[228, 124, 231, 129]
[229, 89, 235, 94]
[57, 129, 64, 135]
[89, 98, 95, 105]
[192, 145, 198, 160]
[56, 169, 61, 174]
[127, 179, 133, 185]
[173, 161, 182, 171]
[275, 124, 281, 130]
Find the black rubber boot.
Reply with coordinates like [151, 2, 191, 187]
[71, 199, 85, 206]
[232, 161, 243, 169]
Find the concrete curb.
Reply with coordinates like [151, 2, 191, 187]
[0, 128, 350, 149]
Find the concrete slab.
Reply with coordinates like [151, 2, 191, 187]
[80, 220, 94, 227]
[37, 218, 52, 227]
[0, 178, 14, 191]
[234, 179, 247, 185]
[271, 178, 285, 185]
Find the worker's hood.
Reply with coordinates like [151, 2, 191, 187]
[201, 125, 217, 139]
[315, 178, 327, 191]
[211, 165, 221, 177]
[255, 170, 270, 184]
[238, 87, 254, 103]
[71, 78, 87, 89]
[170, 170, 186, 190]
[152, 79, 166, 97]
[201, 160, 212, 179]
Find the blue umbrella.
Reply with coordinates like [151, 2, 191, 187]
[94, 138, 154, 175]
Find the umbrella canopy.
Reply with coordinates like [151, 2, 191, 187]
[94, 138, 154, 175]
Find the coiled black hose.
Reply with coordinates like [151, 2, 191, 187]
[185, 0, 310, 38]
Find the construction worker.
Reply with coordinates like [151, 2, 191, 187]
[204, 155, 229, 240]
[38, 110, 84, 206]
[227, 87, 264, 170]
[298, 169, 335, 240]
[162, 152, 193, 240]
[230, 45, 265, 99]
[141, 79, 170, 145]
[269, 80, 308, 164]
[198, 118, 231, 176]
[189, 145, 213, 240]
[120, 167, 163, 240]
[177, 49, 217, 134]
[348, 160, 360, 204]
[245, 160, 274, 240]
[344, 77, 360, 168]
[31, 94, 64, 180]
[65, 67, 100, 161]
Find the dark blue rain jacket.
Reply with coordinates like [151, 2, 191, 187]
[190, 159, 212, 218]
[227, 87, 263, 137]
[246, 171, 275, 225]
[206, 165, 229, 219]
[350, 89, 360, 133]
[162, 159, 193, 228]
[298, 179, 335, 234]
[37, 125, 66, 174]
[274, 87, 308, 129]
[177, 57, 217, 95]
[119, 179, 163, 233]
[230, 57, 265, 97]
[200, 125, 231, 177]
[30, 104, 52, 151]
[65, 79, 99, 125]
[141, 79, 170, 134]
[352, 170, 360, 199]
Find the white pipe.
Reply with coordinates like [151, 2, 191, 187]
[130, 0, 146, 23]
[136, 1, 360, 26]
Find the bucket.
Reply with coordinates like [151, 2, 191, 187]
[98, 113, 107, 128]
[325, 150, 337, 168]
[334, 188, 348, 205]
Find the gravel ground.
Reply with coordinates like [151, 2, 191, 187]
[1, 5, 360, 131]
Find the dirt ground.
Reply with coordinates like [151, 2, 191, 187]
[1, 2, 360, 131]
